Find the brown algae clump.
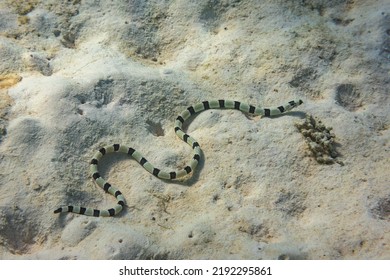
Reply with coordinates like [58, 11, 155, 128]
[295, 114, 342, 165]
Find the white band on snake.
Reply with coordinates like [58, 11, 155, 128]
[54, 99, 303, 217]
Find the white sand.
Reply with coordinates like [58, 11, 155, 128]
[0, 0, 389, 259]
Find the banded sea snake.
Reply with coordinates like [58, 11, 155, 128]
[54, 99, 303, 217]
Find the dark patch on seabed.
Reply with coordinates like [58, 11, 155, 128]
[370, 196, 390, 221]
[335, 84, 363, 112]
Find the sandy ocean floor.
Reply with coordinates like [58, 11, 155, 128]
[0, 0, 389, 259]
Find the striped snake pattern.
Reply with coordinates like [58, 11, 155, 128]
[54, 99, 303, 217]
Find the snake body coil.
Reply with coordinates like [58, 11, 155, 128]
[54, 99, 303, 217]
